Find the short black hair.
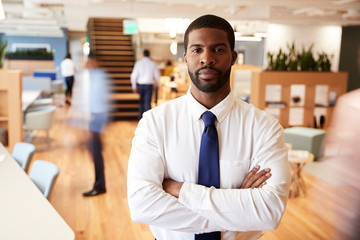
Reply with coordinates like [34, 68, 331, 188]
[143, 49, 150, 57]
[184, 14, 235, 52]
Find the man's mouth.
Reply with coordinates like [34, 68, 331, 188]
[197, 68, 219, 80]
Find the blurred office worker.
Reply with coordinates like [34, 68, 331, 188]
[325, 44, 360, 239]
[127, 14, 290, 240]
[82, 54, 110, 197]
[60, 53, 76, 106]
[130, 49, 160, 119]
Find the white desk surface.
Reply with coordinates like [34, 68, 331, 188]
[22, 90, 41, 111]
[0, 144, 74, 240]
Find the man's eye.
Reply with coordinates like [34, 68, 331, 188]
[192, 48, 201, 53]
[215, 48, 224, 53]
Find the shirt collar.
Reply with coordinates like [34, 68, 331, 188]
[186, 88, 236, 124]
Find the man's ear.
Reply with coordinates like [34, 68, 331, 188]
[183, 52, 187, 63]
[231, 51, 238, 65]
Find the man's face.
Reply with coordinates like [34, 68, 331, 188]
[184, 28, 237, 93]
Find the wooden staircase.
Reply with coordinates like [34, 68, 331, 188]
[87, 18, 139, 120]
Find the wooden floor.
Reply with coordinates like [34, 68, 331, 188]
[27, 98, 357, 240]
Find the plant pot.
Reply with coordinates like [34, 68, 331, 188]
[6, 55, 53, 60]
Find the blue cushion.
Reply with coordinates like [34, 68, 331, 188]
[34, 71, 56, 81]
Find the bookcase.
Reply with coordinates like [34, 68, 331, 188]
[250, 71, 348, 129]
[0, 69, 23, 150]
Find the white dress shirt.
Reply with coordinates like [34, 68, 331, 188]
[127, 90, 291, 240]
[60, 58, 75, 77]
[130, 57, 160, 89]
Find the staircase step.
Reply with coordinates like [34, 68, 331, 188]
[102, 67, 133, 72]
[108, 111, 139, 118]
[98, 61, 134, 67]
[90, 21, 123, 27]
[109, 103, 139, 109]
[94, 45, 133, 50]
[92, 26, 123, 31]
[109, 84, 132, 89]
[96, 50, 134, 56]
[107, 73, 131, 78]
[111, 90, 133, 94]
[109, 85, 132, 93]
[109, 80, 131, 85]
[96, 56, 135, 61]
[109, 111, 139, 116]
[109, 93, 139, 101]
[92, 31, 128, 36]
[91, 35, 131, 41]
[94, 40, 132, 45]
[91, 17, 124, 24]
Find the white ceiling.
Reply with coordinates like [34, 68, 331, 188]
[1, 0, 360, 37]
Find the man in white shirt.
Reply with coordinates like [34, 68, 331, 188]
[60, 53, 76, 106]
[127, 14, 291, 240]
[131, 49, 160, 119]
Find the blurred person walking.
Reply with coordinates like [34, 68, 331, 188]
[60, 53, 76, 106]
[131, 49, 160, 119]
[82, 54, 110, 197]
[324, 45, 360, 239]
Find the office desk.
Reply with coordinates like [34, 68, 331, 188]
[0, 144, 74, 240]
[22, 90, 41, 111]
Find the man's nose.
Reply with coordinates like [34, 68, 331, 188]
[200, 51, 215, 65]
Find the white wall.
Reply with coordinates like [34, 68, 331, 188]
[265, 24, 342, 71]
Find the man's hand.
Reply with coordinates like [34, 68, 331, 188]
[241, 165, 271, 189]
[132, 88, 137, 93]
[163, 179, 183, 198]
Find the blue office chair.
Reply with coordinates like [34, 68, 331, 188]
[12, 142, 36, 173]
[29, 160, 59, 198]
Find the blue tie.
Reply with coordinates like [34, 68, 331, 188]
[195, 111, 221, 240]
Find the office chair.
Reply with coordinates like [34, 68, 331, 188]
[29, 160, 59, 198]
[24, 105, 56, 145]
[12, 142, 36, 173]
[30, 98, 54, 107]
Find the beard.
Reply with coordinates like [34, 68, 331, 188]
[188, 65, 231, 93]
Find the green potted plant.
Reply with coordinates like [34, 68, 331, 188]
[316, 52, 333, 72]
[267, 48, 288, 71]
[297, 44, 316, 71]
[287, 42, 298, 71]
[267, 52, 275, 71]
[275, 48, 288, 71]
[266, 42, 333, 72]
[5, 49, 54, 60]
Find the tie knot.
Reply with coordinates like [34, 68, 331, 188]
[201, 111, 216, 126]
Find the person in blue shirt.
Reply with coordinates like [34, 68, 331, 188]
[83, 54, 110, 197]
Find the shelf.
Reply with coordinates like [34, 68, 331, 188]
[0, 117, 9, 121]
[266, 102, 286, 108]
[251, 71, 348, 129]
[0, 69, 23, 150]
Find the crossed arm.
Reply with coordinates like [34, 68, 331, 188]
[163, 165, 272, 198]
[128, 118, 290, 233]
